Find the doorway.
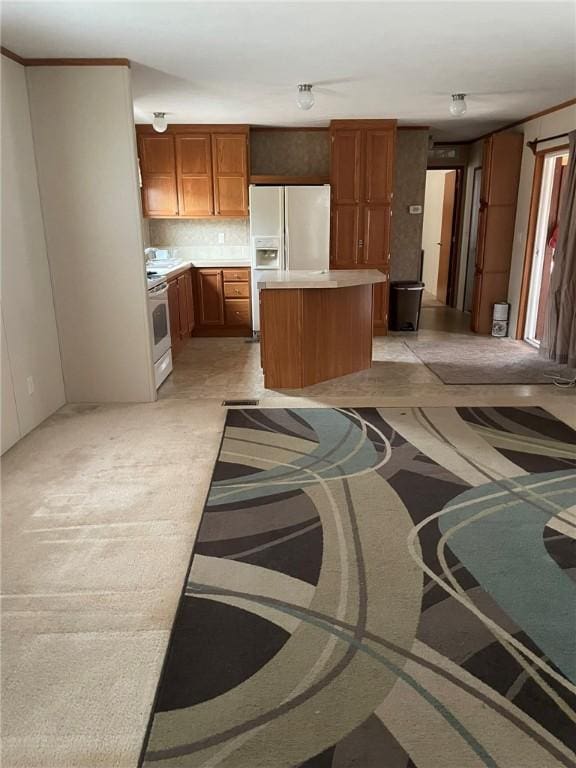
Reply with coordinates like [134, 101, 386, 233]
[420, 169, 461, 308]
[523, 150, 569, 346]
[463, 166, 482, 313]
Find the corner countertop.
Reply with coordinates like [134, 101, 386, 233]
[146, 259, 251, 288]
[256, 269, 387, 290]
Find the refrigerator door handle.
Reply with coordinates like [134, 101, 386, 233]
[284, 187, 289, 271]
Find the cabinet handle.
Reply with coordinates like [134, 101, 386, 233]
[358, 240, 364, 247]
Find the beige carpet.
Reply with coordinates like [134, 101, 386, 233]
[1, 399, 225, 768]
[404, 338, 574, 384]
[2, 334, 576, 768]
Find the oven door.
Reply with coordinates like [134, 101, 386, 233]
[148, 283, 171, 363]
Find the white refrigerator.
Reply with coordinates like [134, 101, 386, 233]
[250, 184, 330, 332]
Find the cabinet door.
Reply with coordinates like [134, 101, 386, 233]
[196, 269, 224, 326]
[331, 205, 361, 266]
[138, 135, 178, 217]
[212, 134, 248, 216]
[364, 128, 395, 204]
[183, 270, 195, 334]
[485, 134, 523, 206]
[167, 279, 183, 357]
[471, 270, 510, 334]
[177, 275, 189, 336]
[372, 276, 389, 335]
[331, 130, 362, 205]
[362, 204, 391, 267]
[175, 135, 214, 217]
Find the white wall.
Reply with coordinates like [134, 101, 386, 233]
[507, 104, 576, 337]
[421, 170, 447, 295]
[26, 65, 155, 403]
[1, 56, 65, 454]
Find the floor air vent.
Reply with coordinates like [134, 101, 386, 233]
[222, 399, 260, 407]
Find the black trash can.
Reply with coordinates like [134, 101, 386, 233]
[389, 281, 425, 331]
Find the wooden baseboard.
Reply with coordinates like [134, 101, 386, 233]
[193, 327, 252, 338]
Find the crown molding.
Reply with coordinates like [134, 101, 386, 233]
[1, 47, 130, 67]
[1, 46, 26, 65]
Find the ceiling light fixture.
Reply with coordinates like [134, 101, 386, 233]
[296, 84, 314, 111]
[449, 93, 467, 117]
[152, 112, 168, 132]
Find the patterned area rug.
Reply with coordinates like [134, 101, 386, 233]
[403, 339, 574, 384]
[141, 407, 576, 768]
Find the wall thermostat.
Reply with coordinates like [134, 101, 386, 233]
[409, 205, 423, 214]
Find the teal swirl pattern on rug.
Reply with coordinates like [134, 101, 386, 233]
[141, 406, 576, 768]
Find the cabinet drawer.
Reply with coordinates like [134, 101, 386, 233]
[223, 268, 250, 282]
[225, 299, 251, 327]
[223, 281, 249, 298]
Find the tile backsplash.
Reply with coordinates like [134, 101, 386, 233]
[148, 218, 249, 247]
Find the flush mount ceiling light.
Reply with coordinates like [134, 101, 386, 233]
[449, 93, 467, 117]
[296, 84, 314, 111]
[152, 112, 168, 132]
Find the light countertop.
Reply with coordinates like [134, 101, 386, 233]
[146, 258, 251, 288]
[256, 269, 387, 290]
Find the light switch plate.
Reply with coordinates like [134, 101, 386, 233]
[218, 233, 225, 244]
[409, 205, 423, 214]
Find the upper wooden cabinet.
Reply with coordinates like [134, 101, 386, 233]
[137, 125, 249, 218]
[364, 128, 395, 204]
[138, 135, 178, 217]
[176, 134, 214, 217]
[331, 130, 362, 205]
[212, 134, 249, 216]
[471, 132, 523, 334]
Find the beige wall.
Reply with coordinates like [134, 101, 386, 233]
[421, 170, 448, 294]
[390, 130, 429, 281]
[507, 104, 576, 336]
[1, 56, 65, 454]
[27, 65, 155, 403]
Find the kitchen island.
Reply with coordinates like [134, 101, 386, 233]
[258, 270, 387, 388]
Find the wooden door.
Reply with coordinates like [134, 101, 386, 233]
[362, 205, 391, 267]
[372, 275, 389, 335]
[330, 129, 362, 266]
[212, 134, 248, 216]
[436, 171, 456, 303]
[331, 130, 362, 205]
[183, 270, 195, 334]
[138, 135, 178, 217]
[196, 269, 224, 326]
[175, 135, 213, 217]
[331, 205, 361, 266]
[167, 279, 183, 357]
[364, 128, 395, 204]
[177, 274, 189, 336]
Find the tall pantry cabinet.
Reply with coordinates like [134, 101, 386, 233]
[329, 119, 396, 334]
[471, 132, 523, 333]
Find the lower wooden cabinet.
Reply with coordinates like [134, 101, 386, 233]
[372, 275, 389, 335]
[166, 268, 195, 359]
[193, 267, 252, 336]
